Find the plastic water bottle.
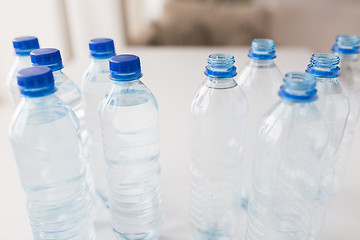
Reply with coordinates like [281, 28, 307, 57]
[306, 53, 349, 238]
[190, 54, 248, 240]
[82, 38, 115, 208]
[236, 39, 282, 208]
[8, 66, 95, 240]
[7, 36, 39, 107]
[99, 54, 162, 240]
[332, 34, 360, 190]
[245, 72, 328, 240]
[30, 48, 94, 211]
[30, 48, 83, 117]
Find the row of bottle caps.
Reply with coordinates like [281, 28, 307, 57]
[8, 35, 360, 106]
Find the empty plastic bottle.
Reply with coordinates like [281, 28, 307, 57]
[245, 72, 328, 240]
[30, 48, 94, 212]
[7, 36, 39, 107]
[190, 54, 248, 240]
[9, 66, 95, 240]
[82, 38, 115, 208]
[332, 34, 360, 191]
[306, 53, 349, 238]
[99, 54, 162, 240]
[237, 39, 282, 208]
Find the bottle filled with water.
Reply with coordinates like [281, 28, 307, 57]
[99, 54, 162, 240]
[332, 34, 360, 191]
[7, 36, 39, 107]
[236, 39, 282, 208]
[245, 72, 328, 240]
[30, 48, 94, 211]
[306, 53, 349, 238]
[82, 38, 115, 209]
[190, 54, 248, 240]
[8, 66, 95, 240]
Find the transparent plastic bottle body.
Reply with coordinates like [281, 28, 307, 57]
[245, 100, 328, 240]
[190, 78, 248, 240]
[310, 78, 349, 238]
[9, 95, 95, 240]
[7, 55, 33, 107]
[306, 53, 350, 238]
[82, 58, 112, 207]
[52, 69, 94, 211]
[99, 80, 162, 240]
[334, 53, 360, 190]
[237, 59, 282, 208]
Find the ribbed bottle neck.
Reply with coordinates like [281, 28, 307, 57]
[278, 72, 317, 103]
[306, 53, 340, 78]
[248, 39, 276, 60]
[204, 54, 237, 78]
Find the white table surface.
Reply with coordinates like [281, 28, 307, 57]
[0, 46, 359, 240]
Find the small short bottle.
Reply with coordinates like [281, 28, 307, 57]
[190, 54, 248, 240]
[9, 66, 95, 240]
[306, 53, 349, 238]
[245, 72, 328, 240]
[236, 39, 283, 208]
[99, 54, 162, 240]
[332, 35, 360, 190]
[82, 38, 116, 208]
[7, 36, 39, 107]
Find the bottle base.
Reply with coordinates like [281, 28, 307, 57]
[113, 229, 160, 240]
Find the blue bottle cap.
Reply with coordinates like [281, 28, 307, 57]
[306, 53, 340, 78]
[12, 36, 39, 56]
[248, 39, 276, 60]
[89, 38, 116, 59]
[204, 53, 237, 78]
[17, 66, 56, 97]
[278, 72, 317, 103]
[109, 54, 143, 81]
[30, 48, 64, 71]
[332, 35, 360, 54]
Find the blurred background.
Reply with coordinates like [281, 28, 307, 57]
[1, 0, 360, 95]
[1, 1, 360, 239]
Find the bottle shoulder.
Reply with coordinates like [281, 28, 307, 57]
[237, 61, 283, 92]
[53, 71, 82, 104]
[9, 96, 78, 141]
[258, 101, 328, 142]
[191, 79, 248, 114]
[100, 80, 158, 112]
[315, 91, 350, 119]
[81, 68, 111, 97]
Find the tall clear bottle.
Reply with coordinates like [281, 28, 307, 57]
[82, 38, 115, 208]
[9, 66, 95, 240]
[30, 48, 94, 210]
[236, 39, 283, 208]
[306, 53, 349, 238]
[7, 36, 39, 107]
[332, 34, 360, 190]
[99, 54, 162, 240]
[190, 54, 248, 240]
[245, 72, 328, 240]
